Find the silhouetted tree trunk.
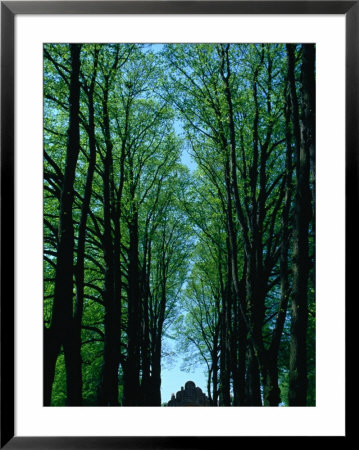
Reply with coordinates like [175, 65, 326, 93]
[287, 43, 314, 406]
[207, 367, 213, 406]
[123, 207, 141, 405]
[218, 44, 250, 406]
[70, 47, 99, 407]
[245, 346, 262, 406]
[43, 326, 61, 406]
[219, 237, 231, 406]
[140, 227, 152, 405]
[150, 304, 164, 407]
[236, 265, 248, 406]
[212, 334, 220, 406]
[97, 77, 119, 406]
[150, 345, 162, 406]
[114, 95, 130, 401]
[150, 236, 170, 406]
[262, 86, 293, 407]
[44, 44, 82, 406]
[244, 57, 265, 406]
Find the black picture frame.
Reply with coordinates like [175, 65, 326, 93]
[1, 1, 352, 447]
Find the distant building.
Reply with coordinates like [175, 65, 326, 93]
[167, 381, 210, 406]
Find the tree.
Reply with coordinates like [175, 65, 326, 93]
[287, 43, 315, 406]
[44, 43, 82, 406]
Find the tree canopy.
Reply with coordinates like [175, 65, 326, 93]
[44, 43, 315, 407]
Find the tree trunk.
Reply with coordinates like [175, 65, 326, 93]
[220, 44, 253, 407]
[112, 97, 129, 403]
[262, 354, 281, 406]
[71, 51, 98, 406]
[140, 233, 151, 406]
[43, 326, 61, 406]
[236, 268, 247, 406]
[97, 80, 118, 406]
[150, 345, 162, 406]
[207, 366, 213, 406]
[263, 82, 293, 407]
[219, 239, 231, 406]
[123, 209, 141, 406]
[44, 44, 81, 406]
[287, 43, 313, 406]
[212, 340, 219, 406]
[245, 345, 262, 406]
[246, 263, 265, 405]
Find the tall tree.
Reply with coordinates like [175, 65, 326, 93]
[287, 43, 315, 406]
[44, 44, 82, 406]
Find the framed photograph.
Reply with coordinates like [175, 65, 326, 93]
[1, 1, 352, 447]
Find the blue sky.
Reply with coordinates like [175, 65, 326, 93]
[151, 43, 204, 403]
[160, 341, 208, 404]
[160, 129, 205, 404]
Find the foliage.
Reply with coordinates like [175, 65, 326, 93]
[44, 43, 315, 407]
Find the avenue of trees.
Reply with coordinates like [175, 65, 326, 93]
[44, 43, 315, 407]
